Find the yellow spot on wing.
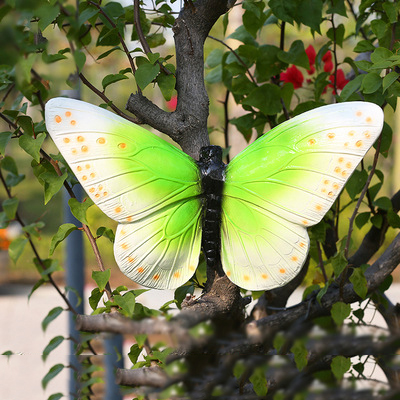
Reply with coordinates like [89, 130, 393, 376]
[279, 268, 286, 274]
[118, 143, 127, 149]
[308, 139, 316, 145]
[189, 265, 196, 272]
[115, 206, 122, 213]
[128, 256, 135, 263]
[55, 115, 62, 123]
[327, 132, 335, 139]
[174, 272, 181, 278]
[153, 273, 160, 280]
[138, 267, 144, 273]
[243, 275, 250, 281]
[81, 145, 88, 152]
[97, 137, 106, 144]
[291, 256, 298, 262]
[71, 120, 76, 126]
[65, 111, 71, 117]
[77, 136, 84, 142]
[356, 111, 362, 117]
[121, 243, 128, 250]
[366, 117, 372, 123]
[356, 140, 363, 147]
[261, 274, 268, 280]
[63, 138, 70, 143]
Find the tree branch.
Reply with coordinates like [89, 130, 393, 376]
[127, 0, 236, 158]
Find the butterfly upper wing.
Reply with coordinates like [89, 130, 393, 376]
[45, 97, 202, 289]
[222, 102, 384, 290]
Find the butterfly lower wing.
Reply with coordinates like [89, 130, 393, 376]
[222, 102, 383, 290]
[221, 196, 309, 291]
[115, 197, 202, 289]
[45, 98, 201, 223]
[45, 98, 203, 289]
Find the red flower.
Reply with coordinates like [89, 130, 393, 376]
[324, 60, 333, 72]
[280, 65, 304, 89]
[322, 51, 332, 63]
[307, 65, 316, 75]
[329, 69, 348, 94]
[306, 45, 316, 66]
[166, 96, 177, 111]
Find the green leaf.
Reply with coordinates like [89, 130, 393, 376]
[42, 307, 63, 332]
[382, 71, 399, 93]
[2, 197, 18, 220]
[23, 221, 45, 238]
[331, 356, 351, 380]
[374, 196, 392, 211]
[42, 336, 64, 362]
[157, 73, 176, 101]
[331, 301, 351, 326]
[74, 50, 86, 73]
[28, 279, 46, 300]
[340, 74, 364, 101]
[146, 33, 166, 48]
[47, 394, 63, 400]
[371, 20, 389, 40]
[278, 40, 309, 69]
[36, 3, 60, 31]
[355, 212, 370, 229]
[353, 40, 375, 53]
[42, 364, 64, 389]
[40, 171, 67, 205]
[19, 132, 46, 162]
[0, 131, 12, 154]
[128, 343, 142, 364]
[349, 265, 368, 299]
[92, 269, 111, 292]
[387, 209, 400, 229]
[361, 72, 382, 94]
[114, 292, 136, 317]
[174, 284, 195, 309]
[96, 226, 115, 243]
[97, 46, 121, 60]
[49, 223, 78, 256]
[8, 237, 28, 264]
[327, 24, 345, 47]
[89, 287, 103, 311]
[346, 169, 368, 200]
[68, 197, 94, 225]
[135, 62, 160, 90]
[242, 84, 282, 115]
[382, 2, 398, 24]
[291, 340, 308, 371]
[332, 251, 347, 277]
[205, 49, 225, 68]
[249, 366, 268, 396]
[371, 213, 383, 228]
[101, 73, 129, 90]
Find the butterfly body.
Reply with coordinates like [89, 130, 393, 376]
[198, 145, 226, 270]
[46, 98, 384, 291]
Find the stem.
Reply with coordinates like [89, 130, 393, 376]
[345, 135, 382, 259]
[223, 90, 230, 163]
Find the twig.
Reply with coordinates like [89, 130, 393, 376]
[78, 73, 142, 124]
[88, 0, 137, 76]
[344, 135, 382, 259]
[133, 0, 172, 75]
[40, 149, 114, 302]
[208, 35, 257, 85]
[223, 89, 230, 163]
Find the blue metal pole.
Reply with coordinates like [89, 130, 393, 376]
[64, 185, 85, 399]
[104, 334, 124, 399]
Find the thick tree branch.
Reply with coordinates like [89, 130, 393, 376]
[254, 232, 400, 330]
[127, 0, 236, 158]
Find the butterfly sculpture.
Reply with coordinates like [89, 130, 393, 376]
[45, 98, 383, 291]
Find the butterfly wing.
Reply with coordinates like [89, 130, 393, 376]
[222, 101, 384, 290]
[45, 97, 202, 289]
